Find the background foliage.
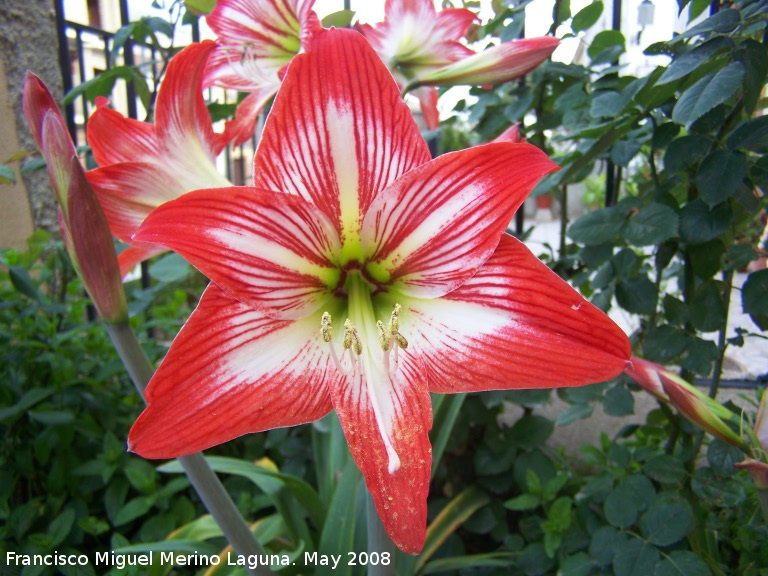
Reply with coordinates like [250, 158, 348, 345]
[3, 0, 768, 574]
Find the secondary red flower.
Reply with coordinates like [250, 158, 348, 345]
[358, 0, 558, 129]
[203, 0, 320, 144]
[85, 40, 231, 277]
[128, 29, 630, 553]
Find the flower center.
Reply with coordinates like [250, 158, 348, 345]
[319, 274, 409, 474]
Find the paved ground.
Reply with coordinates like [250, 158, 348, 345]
[513, 213, 767, 452]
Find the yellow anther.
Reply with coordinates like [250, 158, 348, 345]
[377, 320, 392, 352]
[320, 312, 333, 343]
[390, 304, 402, 332]
[343, 319, 354, 350]
[395, 334, 408, 350]
[351, 327, 363, 356]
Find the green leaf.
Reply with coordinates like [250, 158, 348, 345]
[643, 455, 686, 484]
[321, 9, 355, 27]
[734, 39, 768, 114]
[114, 495, 155, 526]
[672, 63, 745, 126]
[556, 403, 594, 426]
[603, 385, 634, 416]
[504, 493, 540, 511]
[643, 326, 688, 362]
[689, 239, 725, 279]
[571, 2, 603, 32]
[679, 200, 733, 244]
[742, 269, 768, 330]
[316, 460, 360, 576]
[0, 163, 16, 184]
[588, 30, 625, 64]
[184, 0, 216, 14]
[567, 206, 625, 245]
[0, 387, 55, 422]
[9, 265, 45, 303]
[696, 150, 747, 206]
[689, 281, 726, 332]
[624, 204, 679, 246]
[47, 508, 76, 547]
[681, 337, 719, 375]
[605, 485, 638, 528]
[421, 552, 515, 575]
[590, 526, 623, 567]
[639, 496, 692, 546]
[148, 252, 191, 283]
[655, 550, 713, 576]
[559, 552, 594, 576]
[677, 8, 740, 39]
[416, 487, 490, 573]
[430, 393, 466, 478]
[664, 135, 712, 172]
[658, 37, 734, 85]
[616, 276, 658, 315]
[727, 116, 768, 153]
[692, 467, 747, 507]
[543, 496, 572, 532]
[613, 539, 660, 576]
[509, 415, 554, 449]
[159, 456, 326, 530]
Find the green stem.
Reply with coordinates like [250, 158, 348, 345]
[105, 322, 268, 576]
[366, 488, 397, 576]
[709, 271, 734, 399]
[759, 489, 768, 524]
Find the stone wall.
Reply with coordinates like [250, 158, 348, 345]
[0, 0, 64, 244]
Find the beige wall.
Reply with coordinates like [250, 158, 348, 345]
[0, 58, 35, 250]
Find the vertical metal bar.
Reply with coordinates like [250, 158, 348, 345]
[118, 0, 138, 120]
[604, 0, 622, 207]
[53, 0, 78, 142]
[75, 32, 90, 124]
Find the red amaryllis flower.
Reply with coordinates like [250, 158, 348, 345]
[85, 40, 231, 277]
[203, 0, 320, 144]
[127, 28, 630, 553]
[358, 0, 558, 129]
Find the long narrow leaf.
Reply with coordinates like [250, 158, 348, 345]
[422, 552, 516, 574]
[415, 487, 490, 573]
[159, 456, 326, 531]
[430, 393, 466, 478]
[315, 460, 362, 576]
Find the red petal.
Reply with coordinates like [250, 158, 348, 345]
[206, 0, 311, 54]
[132, 186, 341, 319]
[87, 162, 188, 243]
[129, 283, 334, 458]
[221, 88, 277, 147]
[87, 106, 161, 166]
[363, 142, 557, 298]
[414, 86, 440, 130]
[22, 72, 72, 153]
[253, 28, 430, 237]
[407, 234, 630, 392]
[330, 343, 432, 554]
[154, 40, 227, 157]
[117, 244, 168, 279]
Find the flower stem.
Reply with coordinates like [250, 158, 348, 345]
[105, 322, 269, 576]
[366, 488, 396, 576]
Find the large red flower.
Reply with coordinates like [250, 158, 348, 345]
[127, 29, 630, 553]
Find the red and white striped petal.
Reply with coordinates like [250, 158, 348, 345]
[133, 186, 341, 319]
[413, 86, 440, 131]
[362, 142, 557, 298]
[416, 36, 559, 87]
[87, 162, 188, 243]
[223, 85, 280, 147]
[128, 283, 335, 459]
[117, 243, 168, 280]
[203, 42, 284, 93]
[206, 0, 311, 56]
[403, 234, 630, 393]
[253, 28, 430, 243]
[329, 326, 432, 554]
[88, 105, 161, 166]
[155, 40, 229, 157]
